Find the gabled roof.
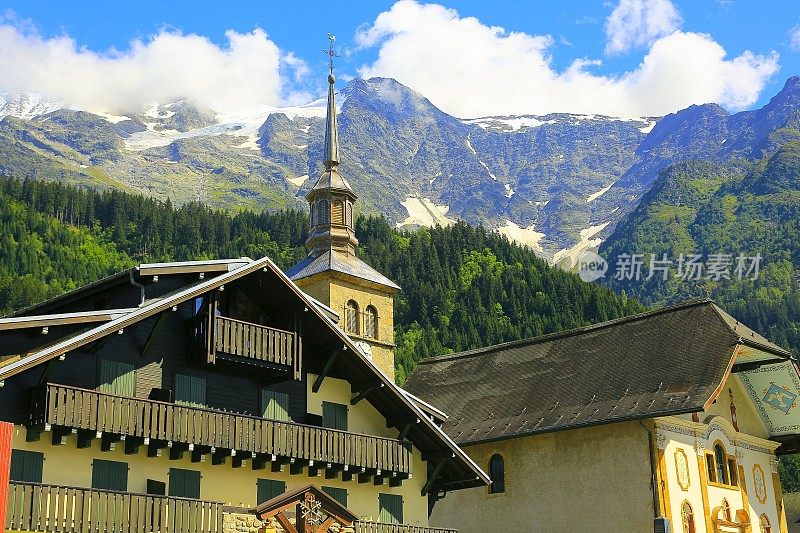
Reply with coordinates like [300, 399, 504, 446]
[255, 484, 358, 523]
[286, 249, 400, 290]
[404, 299, 793, 446]
[0, 255, 488, 489]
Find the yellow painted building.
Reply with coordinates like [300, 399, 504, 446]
[0, 57, 489, 533]
[405, 300, 800, 533]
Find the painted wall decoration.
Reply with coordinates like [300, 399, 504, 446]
[675, 447, 690, 491]
[753, 463, 768, 504]
[739, 361, 800, 435]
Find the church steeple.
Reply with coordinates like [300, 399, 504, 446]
[305, 34, 358, 258]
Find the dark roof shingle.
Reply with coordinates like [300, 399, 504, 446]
[403, 300, 790, 445]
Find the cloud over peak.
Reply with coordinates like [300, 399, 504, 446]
[0, 14, 309, 115]
[355, 0, 778, 118]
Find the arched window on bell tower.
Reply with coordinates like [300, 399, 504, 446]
[332, 200, 344, 225]
[317, 199, 330, 225]
[346, 300, 360, 335]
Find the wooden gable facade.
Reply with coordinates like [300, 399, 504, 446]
[0, 257, 488, 533]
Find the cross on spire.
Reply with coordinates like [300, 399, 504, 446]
[324, 33, 339, 76]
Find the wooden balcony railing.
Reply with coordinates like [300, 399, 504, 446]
[195, 314, 302, 379]
[33, 383, 412, 476]
[5, 482, 224, 533]
[353, 522, 458, 533]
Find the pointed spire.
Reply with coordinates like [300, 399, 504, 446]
[304, 34, 359, 258]
[324, 72, 339, 168]
[323, 33, 340, 169]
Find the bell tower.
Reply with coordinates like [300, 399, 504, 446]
[286, 35, 400, 381]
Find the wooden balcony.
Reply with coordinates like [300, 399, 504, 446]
[353, 522, 457, 533]
[196, 314, 302, 380]
[31, 384, 412, 477]
[5, 481, 224, 533]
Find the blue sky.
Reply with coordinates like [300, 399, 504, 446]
[1, 1, 799, 117]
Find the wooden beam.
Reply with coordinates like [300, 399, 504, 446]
[141, 312, 169, 359]
[325, 464, 342, 480]
[387, 417, 419, 429]
[76, 430, 97, 449]
[275, 512, 299, 533]
[312, 350, 341, 393]
[315, 517, 336, 533]
[398, 422, 414, 441]
[125, 437, 144, 455]
[421, 459, 447, 497]
[350, 383, 384, 406]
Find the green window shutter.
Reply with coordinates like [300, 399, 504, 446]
[260, 389, 290, 421]
[99, 360, 135, 396]
[256, 479, 286, 504]
[175, 374, 206, 407]
[168, 468, 201, 499]
[91, 460, 128, 492]
[9, 450, 43, 483]
[322, 486, 347, 508]
[378, 493, 403, 524]
[322, 402, 348, 431]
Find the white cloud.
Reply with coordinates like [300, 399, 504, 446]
[604, 0, 682, 55]
[0, 13, 310, 114]
[790, 25, 800, 51]
[356, 0, 779, 118]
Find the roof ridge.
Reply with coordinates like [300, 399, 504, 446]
[417, 297, 714, 365]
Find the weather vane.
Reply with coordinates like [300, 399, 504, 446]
[324, 33, 339, 76]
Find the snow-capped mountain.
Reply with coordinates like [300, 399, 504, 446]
[0, 93, 64, 120]
[1, 76, 798, 263]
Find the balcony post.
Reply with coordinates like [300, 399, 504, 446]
[0, 421, 12, 533]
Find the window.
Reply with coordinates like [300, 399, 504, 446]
[346, 300, 360, 335]
[322, 402, 348, 431]
[489, 454, 505, 494]
[92, 460, 128, 492]
[169, 468, 201, 499]
[317, 199, 330, 225]
[760, 514, 772, 533]
[681, 501, 695, 533]
[9, 450, 43, 483]
[310, 201, 317, 226]
[378, 493, 403, 524]
[257, 479, 286, 504]
[706, 442, 737, 487]
[714, 444, 729, 485]
[728, 457, 738, 486]
[364, 306, 378, 339]
[332, 201, 344, 224]
[705, 453, 717, 483]
[346, 202, 353, 227]
[98, 359, 135, 396]
[322, 486, 347, 507]
[261, 389, 290, 421]
[175, 374, 206, 407]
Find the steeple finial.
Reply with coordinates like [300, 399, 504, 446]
[323, 34, 340, 168]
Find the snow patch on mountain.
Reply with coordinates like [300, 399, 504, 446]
[587, 183, 615, 203]
[0, 93, 63, 120]
[463, 116, 557, 132]
[287, 175, 308, 187]
[497, 221, 544, 252]
[504, 184, 515, 198]
[552, 222, 610, 267]
[397, 197, 456, 228]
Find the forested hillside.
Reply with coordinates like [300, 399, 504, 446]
[0, 176, 642, 382]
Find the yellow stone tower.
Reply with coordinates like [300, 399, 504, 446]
[286, 36, 400, 381]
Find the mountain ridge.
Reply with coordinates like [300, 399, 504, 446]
[1, 75, 799, 262]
